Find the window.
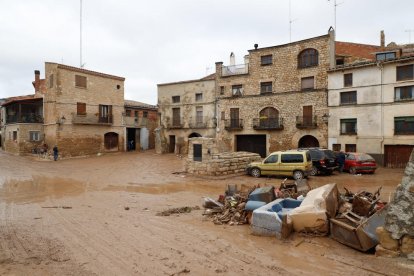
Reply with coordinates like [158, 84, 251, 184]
[29, 131, 40, 141]
[395, 86, 414, 101]
[340, 91, 357, 105]
[332, 144, 341, 151]
[77, 102, 86, 115]
[172, 108, 180, 126]
[345, 144, 357, 152]
[220, 86, 224, 95]
[340, 119, 357, 135]
[394, 116, 414, 135]
[301, 76, 314, 90]
[264, 154, 278, 163]
[281, 154, 304, 163]
[99, 105, 112, 123]
[260, 82, 273, 94]
[143, 111, 148, 118]
[75, 75, 87, 88]
[135, 111, 139, 117]
[232, 84, 243, 96]
[125, 110, 131, 117]
[336, 58, 344, 66]
[172, 96, 180, 103]
[221, 111, 225, 120]
[12, 131, 17, 141]
[298, 48, 319, 68]
[49, 74, 54, 88]
[196, 106, 203, 125]
[376, 52, 396, 61]
[397, 64, 414, 81]
[195, 93, 203, 102]
[261, 55, 272, 66]
[344, 73, 353, 87]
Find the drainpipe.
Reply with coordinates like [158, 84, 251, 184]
[378, 62, 384, 165]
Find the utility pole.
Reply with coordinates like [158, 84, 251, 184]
[405, 29, 414, 44]
[328, 0, 343, 34]
[80, 0, 83, 68]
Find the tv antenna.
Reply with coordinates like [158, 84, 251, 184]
[289, 0, 298, 42]
[405, 29, 414, 44]
[328, 0, 343, 34]
[80, 0, 84, 68]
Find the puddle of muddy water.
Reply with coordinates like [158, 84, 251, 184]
[0, 176, 87, 204]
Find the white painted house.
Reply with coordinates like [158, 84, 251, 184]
[328, 50, 414, 167]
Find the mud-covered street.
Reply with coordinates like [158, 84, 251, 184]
[0, 150, 413, 275]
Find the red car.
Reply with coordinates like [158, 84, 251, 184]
[344, 152, 377, 174]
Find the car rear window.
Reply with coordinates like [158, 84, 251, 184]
[309, 150, 324, 160]
[281, 154, 304, 163]
[323, 150, 335, 159]
[357, 154, 375, 162]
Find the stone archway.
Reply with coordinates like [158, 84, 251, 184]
[298, 135, 319, 148]
[188, 132, 202, 138]
[104, 132, 119, 150]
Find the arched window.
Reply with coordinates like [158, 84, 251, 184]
[298, 48, 319, 68]
[259, 107, 280, 128]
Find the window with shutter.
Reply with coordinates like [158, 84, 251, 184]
[301, 76, 314, 90]
[77, 102, 86, 115]
[75, 75, 87, 88]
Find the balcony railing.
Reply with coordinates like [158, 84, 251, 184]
[123, 116, 148, 127]
[165, 117, 184, 129]
[189, 116, 210, 128]
[224, 119, 243, 130]
[6, 114, 43, 124]
[253, 118, 284, 130]
[296, 115, 317, 129]
[222, 64, 249, 76]
[72, 113, 113, 125]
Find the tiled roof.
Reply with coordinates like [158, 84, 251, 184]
[328, 55, 414, 72]
[157, 73, 216, 86]
[335, 41, 383, 61]
[124, 99, 157, 110]
[46, 62, 125, 81]
[1, 94, 42, 106]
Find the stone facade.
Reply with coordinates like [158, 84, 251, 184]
[214, 30, 336, 156]
[157, 74, 216, 154]
[42, 63, 126, 157]
[185, 137, 261, 176]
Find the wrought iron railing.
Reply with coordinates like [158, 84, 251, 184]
[253, 118, 284, 130]
[72, 113, 113, 125]
[6, 114, 43, 124]
[189, 116, 209, 128]
[296, 115, 317, 128]
[222, 64, 249, 76]
[224, 119, 243, 130]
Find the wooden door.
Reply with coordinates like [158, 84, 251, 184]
[230, 108, 239, 128]
[172, 108, 180, 126]
[104, 132, 118, 150]
[384, 145, 414, 168]
[169, 135, 176, 153]
[303, 106, 313, 126]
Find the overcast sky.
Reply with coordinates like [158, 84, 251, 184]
[0, 0, 413, 105]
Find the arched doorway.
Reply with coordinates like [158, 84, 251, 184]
[298, 135, 319, 148]
[104, 132, 119, 150]
[188, 132, 202, 138]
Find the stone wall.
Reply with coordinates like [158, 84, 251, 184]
[376, 149, 414, 259]
[3, 123, 44, 155]
[185, 137, 262, 176]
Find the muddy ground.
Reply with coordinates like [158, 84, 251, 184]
[0, 150, 413, 275]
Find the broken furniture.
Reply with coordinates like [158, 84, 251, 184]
[244, 186, 275, 212]
[251, 198, 302, 238]
[330, 207, 387, 252]
[287, 183, 339, 235]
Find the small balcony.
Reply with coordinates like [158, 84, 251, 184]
[123, 116, 148, 127]
[72, 113, 113, 125]
[222, 64, 249, 77]
[6, 113, 43, 124]
[224, 119, 243, 130]
[296, 115, 317, 129]
[166, 117, 184, 129]
[189, 116, 210, 129]
[253, 118, 284, 130]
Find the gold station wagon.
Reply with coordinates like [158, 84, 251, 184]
[246, 150, 312, 180]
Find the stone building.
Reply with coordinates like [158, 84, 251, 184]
[328, 42, 414, 167]
[124, 100, 158, 151]
[214, 30, 339, 157]
[157, 74, 216, 154]
[1, 62, 127, 157]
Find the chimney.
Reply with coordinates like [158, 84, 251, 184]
[380, 30, 385, 48]
[254, 44, 258, 50]
[230, 52, 235, 66]
[34, 70, 40, 92]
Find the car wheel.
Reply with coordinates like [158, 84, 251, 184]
[310, 166, 318, 176]
[293, 170, 304, 180]
[349, 167, 357, 174]
[251, 168, 261, 178]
